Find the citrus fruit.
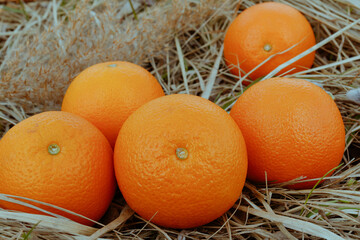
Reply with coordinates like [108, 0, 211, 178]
[114, 94, 248, 228]
[230, 77, 345, 189]
[224, 2, 316, 83]
[61, 61, 165, 147]
[0, 111, 115, 225]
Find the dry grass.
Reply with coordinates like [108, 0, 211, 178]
[0, 0, 360, 239]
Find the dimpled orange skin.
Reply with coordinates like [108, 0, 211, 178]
[114, 94, 248, 229]
[61, 61, 165, 147]
[224, 2, 316, 82]
[0, 111, 115, 225]
[230, 77, 345, 189]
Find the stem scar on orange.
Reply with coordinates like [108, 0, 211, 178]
[61, 61, 165, 147]
[114, 94, 248, 229]
[0, 111, 115, 225]
[224, 2, 316, 83]
[230, 77, 345, 189]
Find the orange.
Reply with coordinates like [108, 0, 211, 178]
[114, 94, 247, 228]
[0, 111, 115, 225]
[224, 2, 316, 83]
[61, 61, 165, 147]
[230, 77, 345, 189]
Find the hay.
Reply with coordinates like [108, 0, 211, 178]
[0, 0, 360, 239]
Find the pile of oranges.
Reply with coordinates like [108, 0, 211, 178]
[0, 2, 345, 229]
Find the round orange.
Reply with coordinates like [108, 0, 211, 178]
[61, 61, 165, 147]
[114, 94, 248, 228]
[230, 77, 345, 189]
[224, 2, 316, 82]
[0, 111, 115, 225]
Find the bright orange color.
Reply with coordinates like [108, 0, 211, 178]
[114, 94, 248, 228]
[0, 111, 115, 225]
[230, 77, 345, 189]
[61, 61, 165, 147]
[224, 2, 316, 82]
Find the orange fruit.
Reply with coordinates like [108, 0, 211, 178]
[61, 61, 165, 147]
[114, 94, 248, 228]
[230, 77, 345, 189]
[0, 111, 115, 225]
[224, 2, 316, 83]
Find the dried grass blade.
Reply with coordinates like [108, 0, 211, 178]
[201, 44, 223, 100]
[88, 204, 134, 240]
[187, 59, 205, 91]
[259, 199, 297, 240]
[0, 194, 103, 226]
[293, 55, 360, 75]
[0, 210, 96, 235]
[264, 17, 360, 80]
[150, 57, 171, 95]
[175, 36, 189, 94]
[238, 206, 344, 240]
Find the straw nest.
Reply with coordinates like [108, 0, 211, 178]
[0, 0, 360, 239]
